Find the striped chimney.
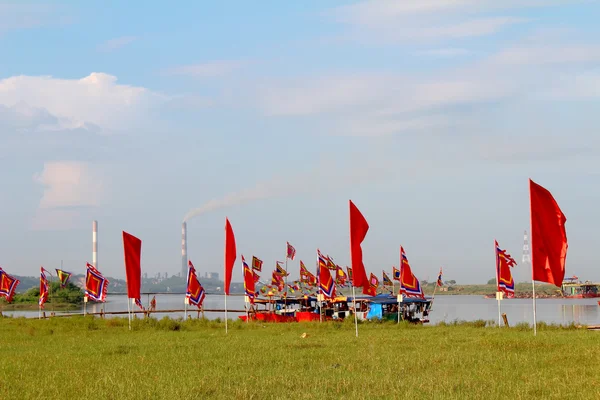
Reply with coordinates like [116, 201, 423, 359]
[92, 220, 98, 268]
[181, 222, 188, 278]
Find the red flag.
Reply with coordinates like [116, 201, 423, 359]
[224, 218, 237, 295]
[123, 231, 142, 299]
[242, 256, 255, 304]
[530, 179, 568, 287]
[39, 267, 49, 308]
[349, 200, 369, 288]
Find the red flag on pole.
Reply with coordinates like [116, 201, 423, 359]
[224, 218, 237, 295]
[349, 200, 369, 288]
[123, 231, 142, 299]
[530, 179, 568, 287]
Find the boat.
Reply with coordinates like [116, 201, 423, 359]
[561, 279, 600, 298]
[354, 294, 432, 323]
[238, 293, 432, 323]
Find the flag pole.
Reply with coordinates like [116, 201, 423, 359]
[497, 293, 502, 327]
[127, 297, 132, 330]
[532, 280, 537, 336]
[430, 280, 438, 311]
[243, 258, 249, 323]
[49, 269, 54, 316]
[352, 285, 358, 338]
[317, 251, 322, 323]
[495, 241, 502, 327]
[284, 252, 288, 320]
[397, 292, 401, 324]
[225, 291, 228, 334]
[529, 183, 537, 336]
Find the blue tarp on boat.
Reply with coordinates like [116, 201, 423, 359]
[366, 303, 383, 319]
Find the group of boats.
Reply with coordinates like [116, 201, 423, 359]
[238, 293, 433, 324]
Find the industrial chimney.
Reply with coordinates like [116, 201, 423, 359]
[181, 222, 188, 278]
[92, 220, 98, 268]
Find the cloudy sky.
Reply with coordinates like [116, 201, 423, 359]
[1, 1, 598, 284]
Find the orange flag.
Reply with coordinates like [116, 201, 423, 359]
[530, 179, 567, 287]
[224, 218, 237, 295]
[349, 200, 369, 288]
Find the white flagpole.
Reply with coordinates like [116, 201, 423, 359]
[495, 240, 502, 327]
[397, 294, 401, 324]
[127, 298, 132, 330]
[532, 280, 537, 336]
[497, 293, 502, 327]
[242, 257, 249, 323]
[529, 186, 537, 336]
[352, 285, 358, 337]
[316, 250, 322, 323]
[284, 245, 289, 319]
[225, 292, 228, 334]
[430, 282, 438, 312]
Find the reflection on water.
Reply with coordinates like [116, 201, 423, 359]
[428, 296, 599, 326]
[3, 295, 599, 326]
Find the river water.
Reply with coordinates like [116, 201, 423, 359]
[3, 294, 599, 326]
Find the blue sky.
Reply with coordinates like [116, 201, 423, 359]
[1, 0, 599, 284]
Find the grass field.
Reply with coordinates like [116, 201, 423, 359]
[0, 316, 598, 400]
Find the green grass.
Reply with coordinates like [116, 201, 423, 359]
[0, 316, 598, 399]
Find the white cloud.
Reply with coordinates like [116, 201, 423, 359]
[0, 72, 165, 132]
[540, 72, 600, 100]
[329, 16, 528, 44]
[332, 114, 461, 137]
[257, 73, 403, 116]
[417, 48, 470, 57]
[34, 161, 105, 209]
[330, 0, 589, 25]
[0, 3, 52, 30]
[324, 0, 595, 44]
[490, 45, 600, 65]
[256, 73, 515, 118]
[97, 36, 138, 52]
[164, 60, 247, 78]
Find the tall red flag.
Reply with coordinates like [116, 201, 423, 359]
[349, 200, 369, 288]
[224, 218, 237, 295]
[530, 179, 568, 287]
[123, 231, 142, 299]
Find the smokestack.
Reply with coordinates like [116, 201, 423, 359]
[92, 220, 98, 268]
[181, 222, 188, 278]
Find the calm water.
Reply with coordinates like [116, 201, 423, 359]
[4, 294, 599, 326]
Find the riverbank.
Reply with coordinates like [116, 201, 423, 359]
[0, 316, 598, 399]
[421, 283, 561, 297]
[0, 302, 80, 311]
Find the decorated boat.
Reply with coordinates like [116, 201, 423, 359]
[239, 293, 431, 323]
[561, 278, 600, 298]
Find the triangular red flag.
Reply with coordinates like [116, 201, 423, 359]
[224, 218, 237, 295]
[530, 179, 567, 287]
[123, 231, 142, 299]
[349, 200, 369, 288]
